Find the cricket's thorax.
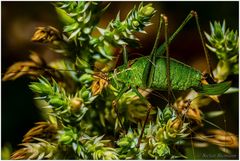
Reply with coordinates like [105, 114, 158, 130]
[114, 56, 202, 91]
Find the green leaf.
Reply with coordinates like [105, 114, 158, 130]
[55, 7, 75, 25]
[49, 96, 66, 107]
[98, 46, 112, 60]
[154, 143, 170, 158]
[83, 27, 91, 34]
[69, 28, 81, 40]
[63, 22, 79, 32]
[59, 135, 73, 144]
[83, 11, 92, 24]
[79, 73, 93, 84]
[29, 83, 52, 95]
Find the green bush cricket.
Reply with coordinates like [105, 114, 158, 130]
[106, 11, 231, 147]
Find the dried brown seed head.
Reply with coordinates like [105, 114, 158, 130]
[91, 73, 108, 96]
[31, 26, 61, 43]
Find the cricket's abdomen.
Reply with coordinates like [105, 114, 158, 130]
[129, 56, 202, 90]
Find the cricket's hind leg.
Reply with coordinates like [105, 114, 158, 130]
[159, 14, 178, 108]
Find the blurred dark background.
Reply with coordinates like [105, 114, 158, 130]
[1, 1, 239, 158]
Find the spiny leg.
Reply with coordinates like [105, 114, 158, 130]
[112, 46, 130, 134]
[131, 86, 153, 148]
[137, 14, 174, 148]
[112, 86, 129, 133]
[156, 11, 196, 56]
[176, 12, 228, 147]
[161, 14, 173, 104]
[177, 97, 230, 153]
[191, 11, 214, 79]
[142, 14, 164, 88]
[156, 11, 214, 79]
[191, 11, 229, 149]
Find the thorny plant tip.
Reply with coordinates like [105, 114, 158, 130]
[2, 2, 239, 160]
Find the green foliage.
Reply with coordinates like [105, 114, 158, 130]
[139, 107, 189, 159]
[55, 2, 107, 40]
[58, 127, 119, 160]
[117, 129, 141, 159]
[204, 21, 239, 81]
[79, 135, 118, 160]
[53, 1, 156, 70]
[205, 21, 238, 60]
[29, 77, 90, 125]
[93, 3, 156, 48]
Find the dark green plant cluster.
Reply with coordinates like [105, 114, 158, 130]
[2, 2, 239, 160]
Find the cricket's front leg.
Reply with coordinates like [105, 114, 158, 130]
[112, 86, 129, 133]
[131, 86, 154, 148]
[112, 99, 126, 133]
[137, 101, 153, 148]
